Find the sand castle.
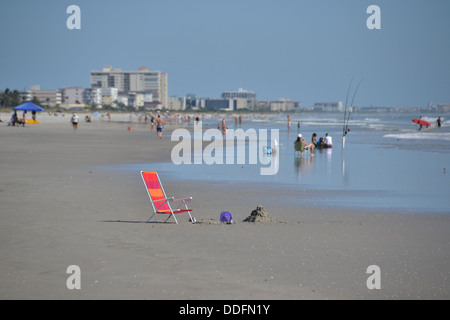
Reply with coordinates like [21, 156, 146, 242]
[243, 205, 277, 223]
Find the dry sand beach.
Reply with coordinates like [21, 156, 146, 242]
[1, 113, 449, 300]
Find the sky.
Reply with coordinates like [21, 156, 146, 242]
[0, 0, 449, 108]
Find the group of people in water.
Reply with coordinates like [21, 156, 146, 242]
[294, 132, 333, 157]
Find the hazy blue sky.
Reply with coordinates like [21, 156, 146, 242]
[1, 0, 449, 108]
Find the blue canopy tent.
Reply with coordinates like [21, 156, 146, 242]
[13, 102, 45, 112]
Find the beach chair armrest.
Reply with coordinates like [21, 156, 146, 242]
[152, 197, 175, 203]
[173, 197, 193, 202]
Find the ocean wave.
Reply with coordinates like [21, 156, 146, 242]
[384, 132, 450, 141]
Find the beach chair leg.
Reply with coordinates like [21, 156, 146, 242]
[167, 213, 178, 224]
[181, 200, 194, 223]
[146, 212, 156, 223]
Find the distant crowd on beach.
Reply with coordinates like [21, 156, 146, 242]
[7, 110, 39, 126]
[4, 110, 446, 150]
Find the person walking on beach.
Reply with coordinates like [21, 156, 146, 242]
[150, 115, 155, 132]
[287, 115, 291, 130]
[71, 113, 79, 130]
[156, 115, 164, 139]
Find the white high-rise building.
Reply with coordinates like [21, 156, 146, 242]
[90, 66, 168, 108]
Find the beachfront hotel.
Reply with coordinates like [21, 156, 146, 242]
[312, 101, 344, 112]
[21, 85, 62, 107]
[90, 66, 168, 109]
[222, 88, 257, 100]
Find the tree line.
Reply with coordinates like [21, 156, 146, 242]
[0, 88, 43, 109]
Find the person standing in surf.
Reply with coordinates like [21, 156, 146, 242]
[437, 117, 441, 130]
[324, 133, 333, 148]
[221, 118, 227, 135]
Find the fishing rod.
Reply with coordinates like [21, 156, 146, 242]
[342, 77, 363, 149]
[343, 77, 354, 138]
[345, 79, 363, 136]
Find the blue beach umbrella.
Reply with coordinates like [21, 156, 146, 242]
[13, 102, 45, 112]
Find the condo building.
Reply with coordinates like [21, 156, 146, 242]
[90, 66, 168, 109]
[21, 85, 62, 106]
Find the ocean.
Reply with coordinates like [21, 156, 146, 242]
[127, 113, 450, 215]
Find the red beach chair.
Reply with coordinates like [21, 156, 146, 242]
[140, 171, 194, 224]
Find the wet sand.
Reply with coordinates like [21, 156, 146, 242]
[1, 113, 449, 299]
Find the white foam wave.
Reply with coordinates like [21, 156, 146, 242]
[384, 132, 450, 141]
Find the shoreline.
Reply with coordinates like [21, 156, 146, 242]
[1, 117, 449, 299]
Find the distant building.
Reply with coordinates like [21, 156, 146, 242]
[205, 98, 233, 110]
[222, 88, 256, 100]
[22, 85, 62, 107]
[435, 104, 450, 113]
[167, 97, 186, 111]
[256, 101, 271, 111]
[91, 88, 119, 107]
[185, 90, 257, 111]
[194, 97, 256, 111]
[313, 101, 343, 112]
[90, 66, 168, 109]
[128, 92, 145, 108]
[269, 98, 301, 112]
[61, 87, 92, 104]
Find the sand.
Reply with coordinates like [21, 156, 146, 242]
[1, 112, 449, 300]
[243, 205, 279, 223]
